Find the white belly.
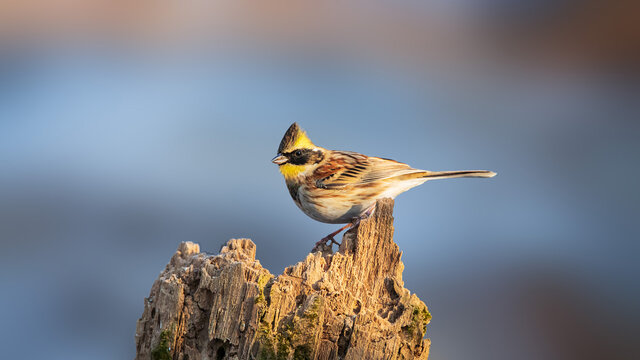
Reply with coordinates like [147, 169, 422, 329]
[296, 188, 375, 224]
[290, 178, 428, 224]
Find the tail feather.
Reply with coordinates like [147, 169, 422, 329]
[421, 170, 497, 180]
[389, 170, 496, 182]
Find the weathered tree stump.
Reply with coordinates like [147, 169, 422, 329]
[135, 198, 431, 360]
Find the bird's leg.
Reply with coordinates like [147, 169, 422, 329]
[316, 222, 354, 247]
[314, 204, 378, 248]
[360, 203, 377, 220]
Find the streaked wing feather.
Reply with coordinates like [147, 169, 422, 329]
[361, 157, 422, 182]
[314, 152, 422, 189]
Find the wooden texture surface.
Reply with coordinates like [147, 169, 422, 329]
[135, 198, 430, 360]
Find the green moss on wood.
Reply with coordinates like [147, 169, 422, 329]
[151, 329, 172, 360]
[256, 295, 325, 360]
[404, 306, 431, 338]
[276, 335, 292, 360]
[255, 273, 272, 305]
[293, 344, 312, 360]
[302, 295, 323, 322]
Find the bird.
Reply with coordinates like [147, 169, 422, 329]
[271, 123, 496, 248]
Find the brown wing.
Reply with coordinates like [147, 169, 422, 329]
[313, 151, 422, 190]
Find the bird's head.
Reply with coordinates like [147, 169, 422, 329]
[272, 123, 325, 180]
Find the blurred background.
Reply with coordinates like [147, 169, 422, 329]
[1, 1, 638, 359]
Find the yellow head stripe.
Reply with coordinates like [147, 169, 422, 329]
[292, 131, 315, 149]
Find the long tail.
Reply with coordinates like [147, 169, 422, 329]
[421, 170, 496, 180]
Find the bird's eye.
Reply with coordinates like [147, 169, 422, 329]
[295, 150, 302, 156]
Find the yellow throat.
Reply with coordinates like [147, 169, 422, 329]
[279, 163, 308, 180]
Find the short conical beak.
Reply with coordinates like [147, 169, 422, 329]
[271, 154, 288, 165]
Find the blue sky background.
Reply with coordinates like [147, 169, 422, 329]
[1, 2, 639, 359]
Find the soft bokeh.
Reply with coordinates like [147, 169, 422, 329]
[1, 1, 638, 359]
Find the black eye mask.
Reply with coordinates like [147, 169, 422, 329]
[285, 149, 324, 165]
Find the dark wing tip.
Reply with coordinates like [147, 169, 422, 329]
[278, 122, 301, 153]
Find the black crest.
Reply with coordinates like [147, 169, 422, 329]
[278, 122, 300, 154]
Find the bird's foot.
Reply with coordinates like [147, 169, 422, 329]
[319, 235, 341, 247]
[311, 206, 376, 253]
[312, 223, 354, 252]
[313, 233, 341, 251]
[312, 236, 336, 253]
